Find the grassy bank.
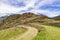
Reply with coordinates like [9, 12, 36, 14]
[0, 27, 26, 40]
[33, 23, 60, 40]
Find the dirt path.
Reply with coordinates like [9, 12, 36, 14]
[9, 25, 38, 40]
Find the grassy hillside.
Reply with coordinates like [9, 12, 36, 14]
[0, 12, 59, 30]
[26, 18, 60, 27]
[0, 14, 21, 29]
[0, 12, 60, 40]
[32, 23, 60, 40]
[0, 27, 26, 40]
[53, 15, 60, 20]
[0, 12, 38, 29]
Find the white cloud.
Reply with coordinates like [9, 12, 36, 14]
[0, 3, 19, 13]
[35, 0, 56, 9]
[0, 0, 60, 17]
[0, 13, 7, 17]
[29, 9, 60, 17]
[0, 0, 36, 13]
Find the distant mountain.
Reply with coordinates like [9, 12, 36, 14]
[0, 16, 7, 24]
[3, 14, 21, 22]
[18, 12, 53, 24]
[53, 15, 60, 20]
[3, 14, 21, 24]
[0, 12, 58, 29]
[25, 13, 54, 24]
[0, 14, 21, 29]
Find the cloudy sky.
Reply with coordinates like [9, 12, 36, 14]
[0, 0, 60, 17]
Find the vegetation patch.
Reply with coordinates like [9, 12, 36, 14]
[33, 26, 47, 40]
[33, 23, 60, 40]
[0, 27, 26, 40]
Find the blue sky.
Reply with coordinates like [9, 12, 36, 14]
[0, 0, 60, 17]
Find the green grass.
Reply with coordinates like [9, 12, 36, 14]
[0, 27, 26, 40]
[54, 21, 60, 23]
[33, 27, 47, 40]
[33, 23, 60, 40]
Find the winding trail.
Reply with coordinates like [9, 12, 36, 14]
[9, 25, 38, 40]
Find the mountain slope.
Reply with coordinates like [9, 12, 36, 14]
[0, 12, 59, 29]
[54, 15, 60, 20]
[0, 14, 21, 29]
[0, 16, 7, 24]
